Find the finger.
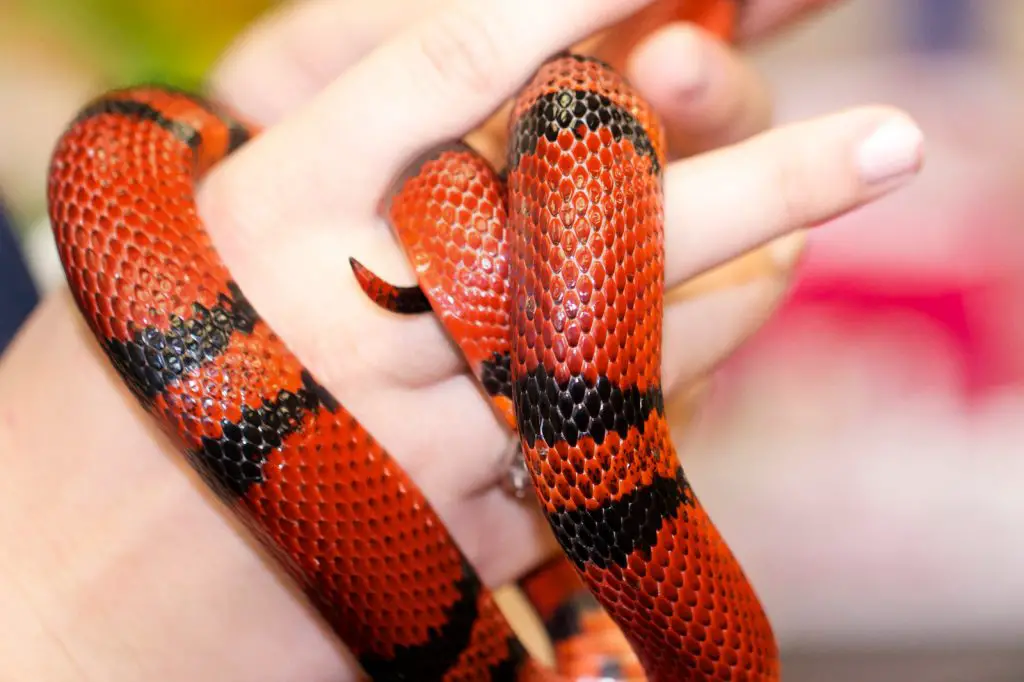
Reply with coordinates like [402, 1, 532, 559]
[663, 106, 924, 287]
[738, 0, 843, 40]
[375, 241, 808, 587]
[204, 0, 669, 234]
[210, 0, 449, 124]
[624, 22, 772, 157]
[273, 0, 663, 218]
[662, 232, 803, 394]
[208, 0, 842, 129]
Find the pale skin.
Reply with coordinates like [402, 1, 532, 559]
[0, 0, 924, 680]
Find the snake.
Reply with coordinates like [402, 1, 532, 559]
[47, 0, 779, 679]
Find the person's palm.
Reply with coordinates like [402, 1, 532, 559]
[0, 1, 923, 680]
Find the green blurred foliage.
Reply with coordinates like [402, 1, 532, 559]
[27, 0, 278, 89]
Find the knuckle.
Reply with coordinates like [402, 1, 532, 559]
[415, 6, 505, 97]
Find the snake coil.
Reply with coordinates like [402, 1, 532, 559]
[48, 1, 779, 679]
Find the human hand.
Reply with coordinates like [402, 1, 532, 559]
[0, 1, 923, 680]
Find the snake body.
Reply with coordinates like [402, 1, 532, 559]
[48, 1, 779, 679]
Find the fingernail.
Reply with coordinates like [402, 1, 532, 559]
[856, 117, 924, 185]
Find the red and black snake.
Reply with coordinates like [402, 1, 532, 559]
[47, 0, 779, 679]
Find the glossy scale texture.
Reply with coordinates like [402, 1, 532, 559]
[506, 54, 777, 681]
[357, 40, 779, 682]
[49, 87, 531, 682]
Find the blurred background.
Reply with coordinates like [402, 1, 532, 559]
[1, 0, 1023, 679]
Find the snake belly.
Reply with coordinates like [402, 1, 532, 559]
[47, 3, 779, 681]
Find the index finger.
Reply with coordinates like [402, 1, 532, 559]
[211, 0, 449, 124]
